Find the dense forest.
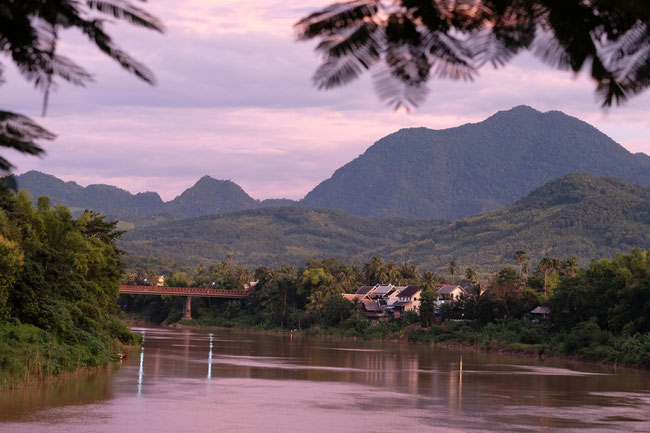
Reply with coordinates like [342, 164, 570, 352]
[0, 190, 138, 388]
[120, 173, 650, 272]
[122, 248, 650, 368]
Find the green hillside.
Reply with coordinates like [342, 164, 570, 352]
[120, 174, 650, 272]
[382, 173, 650, 272]
[164, 175, 258, 218]
[120, 207, 435, 268]
[303, 106, 650, 219]
[15, 171, 165, 218]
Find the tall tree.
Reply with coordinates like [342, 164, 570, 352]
[448, 260, 458, 284]
[363, 256, 387, 284]
[421, 270, 437, 291]
[514, 250, 528, 278]
[419, 288, 438, 327]
[296, 1, 650, 110]
[464, 267, 477, 282]
[537, 256, 557, 297]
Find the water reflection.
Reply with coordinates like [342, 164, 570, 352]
[1, 327, 649, 433]
[207, 333, 213, 379]
[137, 329, 145, 396]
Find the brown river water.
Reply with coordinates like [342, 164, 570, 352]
[1, 327, 650, 433]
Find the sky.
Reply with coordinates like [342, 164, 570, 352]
[2, 0, 650, 201]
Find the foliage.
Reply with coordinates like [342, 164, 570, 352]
[124, 248, 650, 368]
[0, 1, 162, 172]
[119, 173, 650, 275]
[121, 206, 433, 269]
[296, 1, 650, 109]
[0, 189, 137, 387]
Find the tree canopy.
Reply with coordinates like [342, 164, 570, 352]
[296, 0, 650, 110]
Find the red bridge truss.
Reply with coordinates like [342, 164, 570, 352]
[119, 285, 249, 298]
[118, 285, 249, 320]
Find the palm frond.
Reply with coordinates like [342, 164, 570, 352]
[372, 65, 428, 111]
[425, 33, 476, 80]
[313, 22, 382, 88]
[86, 0, 164, 32]
[295, 0, 380, 39]
[0, 111, 54, 171]
[73, 18, 156, 84]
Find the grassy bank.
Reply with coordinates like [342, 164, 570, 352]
[0, 321, 140, 390]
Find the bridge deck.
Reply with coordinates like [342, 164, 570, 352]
[119, 285, 249, 298]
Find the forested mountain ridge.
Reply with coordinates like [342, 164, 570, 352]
[14, 170, 166, 219]
[120, 174, 650, 273]
[303, 106, 650, 219]
[381, 173, 650, 271]
[15, 171, 301, 220]
[120, 206, 436, 268]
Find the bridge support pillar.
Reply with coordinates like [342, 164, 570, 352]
[183, 296, 192, 320]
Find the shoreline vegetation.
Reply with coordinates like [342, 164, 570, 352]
[144, 317, 650, 371]
[121, 248, 650, 370]
[0, 190, 140, 390]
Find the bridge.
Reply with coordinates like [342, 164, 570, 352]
[118, 285, 249, 320]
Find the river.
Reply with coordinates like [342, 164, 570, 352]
[1, 327, 649, 432]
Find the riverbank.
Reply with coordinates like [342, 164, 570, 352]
[156, 317, 650, 370]
[0, 322, 141, 391]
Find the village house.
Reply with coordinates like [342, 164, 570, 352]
[392, 285, 422, 317]
[350, 284, 378, 302]
[368, 284, 395, 302]
[435, 284, 468, 305]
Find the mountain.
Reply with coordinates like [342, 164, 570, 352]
[164, 176, 258, 218]
[302, 106, 650, 220]
[14, 171, 263, 220]
[120, 173, 650, 271]
[15, 171, 165, 218]
[120, 207, 435, 268]
[380, 173, 650, 271]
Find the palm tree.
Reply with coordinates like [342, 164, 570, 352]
[296, 1, 650, 110]
[363, 256, 386, 284]
[537, 257, 558, 297]
[386, 261, 401, 284]
[561, 256, 579, 277]
[336, 265, 360, 293]
[514, 250, 528, 279]
[421, 271, 437, 291]
[464, 267, 477, 282]
[0, 1, 163, 172]
[307, 290, 327, 320]
[448, 261, 458, 284]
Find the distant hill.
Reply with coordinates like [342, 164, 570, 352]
[15, 171, 266, 220]
[380, 173, 650, 271]
[120, 174, 650, 271]
[164, 176, 258, 218]
[15, 171, 165, 218]
[303, 106, 650, 220]
[120, 207, 435, 268]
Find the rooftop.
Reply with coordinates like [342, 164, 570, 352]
[398, 285, 421, 298]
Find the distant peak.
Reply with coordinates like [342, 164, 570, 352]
[490, 105, 542, 118]
[509, 105, 540, 113]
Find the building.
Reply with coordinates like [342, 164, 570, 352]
[435, 284, 467, 304]
[392, 285, 422, 316]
